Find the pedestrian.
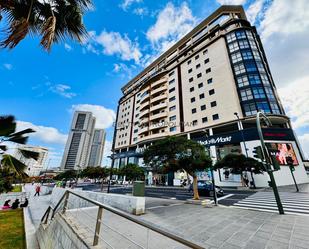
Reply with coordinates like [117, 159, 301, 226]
[34, 184, 41, 196]
[2, 200, 11, 210]
[20, 198, 29, 208]
[11, 199, 20, 209]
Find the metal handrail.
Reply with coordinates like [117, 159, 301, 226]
[42, 190, 203, 249]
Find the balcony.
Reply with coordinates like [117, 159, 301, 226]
[149, 111, 168, 121]
[151, 78, 167, 88]
[138, 125, 149, 135]
[150, 93, 167, 104]
[150, 85, 167, 96]
[140, 101, 150, 111]
[150, 102, 167, 112]
[149, 121, 168, 131]
[139, 109, 149, 119]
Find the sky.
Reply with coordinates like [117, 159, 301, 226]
[1, 0, 309, 168]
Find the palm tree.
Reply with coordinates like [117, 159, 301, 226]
[0, 0, 92, 52]
[0, 115, 39, 177]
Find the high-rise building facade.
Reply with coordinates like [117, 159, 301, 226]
[88, 129, 106, 166]
[61, 111, 96, 170]
[112, 6, 308, 187]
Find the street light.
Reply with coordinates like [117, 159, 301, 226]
[234, 112, 256, 188]
[256, 111, 284, 214]
[107, 154, 115, 193]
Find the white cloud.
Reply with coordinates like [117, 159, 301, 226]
[146, 2, 197, 52]
[64, 43, 72, 52]
[16, 121, 67, 145]
[133, 7, 148, 16]
[278, 76, 309, 129]
[258, 0, 309, 87]
[102, 140, 112, 166]
[246, 0, 265, 25]
[3, 63, 13, 70]
[71, 104, 116, 129]
[216, 0, 246, 5]
[120, 0, 142, 10]
[49, 84, 76, 98]
[86, 30, 142, 64]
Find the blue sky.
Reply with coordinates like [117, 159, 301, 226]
[1, 0, 309, 167]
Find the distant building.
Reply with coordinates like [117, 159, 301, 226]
[14, 145, 48, 177]
[61, 111, 96, 170]
[88, 129, 106, 167]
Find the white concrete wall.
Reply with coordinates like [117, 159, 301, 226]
[50, 187, 145, 215]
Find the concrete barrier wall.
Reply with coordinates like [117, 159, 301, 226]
[50, 187, 145, 215]
[37, 213, 89, 249]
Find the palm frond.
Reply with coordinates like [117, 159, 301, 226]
[8, 128, 35, 138]
[1, 154, 27, 176]
[40, 15, 56, 52]
[0, 115, 16, 136]
[19, 149, 40, 161]
[7, 136, 28, 144]
[0, 18, 29, 48]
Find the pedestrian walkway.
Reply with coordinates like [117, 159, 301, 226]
[233, 191, 309, 216]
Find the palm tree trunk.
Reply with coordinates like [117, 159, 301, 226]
[193, 175, 200, 200]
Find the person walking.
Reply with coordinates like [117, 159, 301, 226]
[34, 184, 41, 196]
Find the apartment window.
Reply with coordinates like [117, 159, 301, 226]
[212, 114, 219, 120]
[246, 30, 254, 40]
[169, 96, 176, 102]
[256, 101, 271, 113]
[199, 93, 205, 99]
[245, 61, 257, 72]
[192, 108, 197, 114]
[209, 89, 215, 95]
[260, 74, 270, 85]
[195, 55, 199, 60]
[169, 87, 175, 93]
[198, 83, 203, 88]
[188, 68, 192, 73]
[248, 74, 261, 85]
[226, 32, 236, 43]
[237, 75, 249, 87]
[256, 62, 266, 73]
[135, 114, 139, 118]
[206, 68, 211, 74]
[235, 30, 246, 39]
[234, 63, 246, 75]
[231, 52, 242, 64]
[191, 97, 196, 103]
[240, 88, 253, 101]
[189, 77, 194, 83]
[238, 40, 250, 49]
[202, 117, 208, 123]
[201, 105, 206, 111]
[228, 41, 239, 52]
[252, 87, 266, 99]
[204, 58, 209, 64]
[252, 50, 261, 60]
[270, 102, 281, 114]
[169, 79, 175, 84]
[134, 129, 138, 133]
[211, 101, 217, 107]
[196, 64, 201, 69]
[170, 126, 176, 132]
[169, 71, 175, 77]
[243, 102, 257, 116]
[197, 73, 202, 78]
[169, 106, 176, 111]
[203, 49, 208, 55]
[169, 115, 176, 121]
[264, 86, 275, 100]
[249, 40, 258, 49]
[241, 50, 253, 60]
[133, 137, 137, 142]
[192, 120, 198, 126]
[187, 59, 192, 65]
[190, 87, 194, 92]
[207, 78, 213, 84]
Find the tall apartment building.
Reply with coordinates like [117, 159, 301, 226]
[88, 129, 106, 166]
[61, 111, 96, 170]
[14, 145, 48, 176]
[112, 6, 308, 187]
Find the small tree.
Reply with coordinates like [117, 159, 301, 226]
[213, 154, 265, 187]
[54, 170, 77, 181]
[143, 136, 212, 200]
[80, 166, 108, 183]
[118, 163, 144, 181]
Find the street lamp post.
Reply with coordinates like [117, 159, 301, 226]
[256, 111, 284, 214]
[234, 112, 256, 189]
[107, 154, 115, 194]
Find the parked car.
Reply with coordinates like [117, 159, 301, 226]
[189, 180, 224, 197]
